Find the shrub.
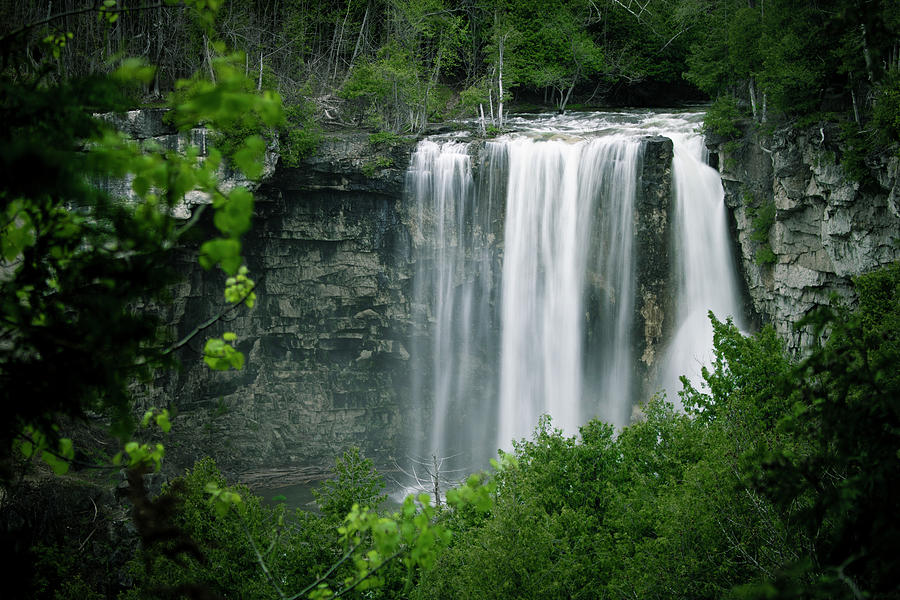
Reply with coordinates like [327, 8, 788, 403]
[312, 446, 387, 521]
[872, 74, 900, 150]
[122, 457, 340, 599]
[703, 94, 744, 141]
[280, 100, 322, 167]
[747, 196, 777, 265]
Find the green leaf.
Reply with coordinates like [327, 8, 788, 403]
[212, 187, 253, 237]
[231, 136, 266, 180]
[42, 451, 70, 475]
[155, 410, 172, 433]
[199, 238, 241, 273]
[20, 440, 33, 459]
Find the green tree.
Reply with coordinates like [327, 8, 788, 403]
[313, 446, 388, 521]
[741, 262, 900, 598]
[0, 0, 279, 474]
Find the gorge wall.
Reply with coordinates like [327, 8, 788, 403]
[712, 126, 900, 352]
[120, 115, 678, 481]
[124, 111, 899, 481]
[153, 132, 418, 483]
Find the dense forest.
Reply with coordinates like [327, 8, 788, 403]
[3, 0, 900, 133]
[1, 1, 899, 599]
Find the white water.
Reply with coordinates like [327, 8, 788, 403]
[407, 110, 745, 468]
[498, 135, 639, 448]
[407, 140, 497, 463]
[660, 132, 745, 406]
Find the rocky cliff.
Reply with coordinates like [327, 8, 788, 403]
[113, 121, 420, 483]
[633, 136, 675, 394]
[107, 110, 899, 480]
[102, 115, 680, 480]
[712, 126, 900, 352]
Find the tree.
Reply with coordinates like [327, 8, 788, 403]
[740, 262, 900, 598]
[313, 446, 388, 521]
[0, 0, 280, 476]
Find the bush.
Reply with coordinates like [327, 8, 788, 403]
[122, 457, 341, 599]
[872, 74, 900, 151]
[280, 100, 322, 167]
[703, 94, 745, 140]
[312, 446, 387, 521]
[369, 130, 403, 147]
[747, 196, 777, 265]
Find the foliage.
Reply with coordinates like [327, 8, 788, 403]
[313, 446, 388, 522]
[122, 457, 313, 599]
[0, 0, 279, 474]
[124, 452, 503, 599]
[362, 156, 395, 177]
[280, 100, 323, 167]
[747, 198, 777, 266]
[369, 131, 404, 148]
[416, 263, 900, 600]
[741, 262, 900, 598]
[872, 73, 900, 150]
[702, 94, 744, 140]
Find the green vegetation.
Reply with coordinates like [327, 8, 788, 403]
[686, 0, 900, 171]
[747, 197, 777, 265]
[0, 1, 278, 476]
[312, 447, 388, 522]
[362, 156, 395, 177]
[3, 1, 899, 598]
[120, 452, 502, 599]
[369, 131, 405, 148]
[416, 263, 900, 600]
[280, 100, 323, 167]
[702, 95, 745, 141]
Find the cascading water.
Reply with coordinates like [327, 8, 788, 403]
[407, 140, 499, 466]
[660, 130, 745, 404]
[498, 135, 640, 449]
[406, 110, 745, 471]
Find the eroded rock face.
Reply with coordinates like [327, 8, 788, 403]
[634, 136, 675, 385]
[713, 126, 900, 352]
[144, 133, 417, 482]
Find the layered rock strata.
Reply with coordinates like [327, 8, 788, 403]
[633, 136, 675, 393]
[713, 127, 900, 352]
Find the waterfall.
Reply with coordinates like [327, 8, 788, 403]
[660, 132, 745, 404]
[498, 135, 640, 449]
[406, 110, 745, 470]
[407, 140, 498, 466]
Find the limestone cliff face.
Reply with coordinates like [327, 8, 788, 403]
[633, 136, 675, 390]
[712, 126, 900, 352]
[143, 132, 418, 483]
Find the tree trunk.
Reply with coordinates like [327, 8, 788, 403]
[257, 52, 264, 91]
[204, 35, 216, 84]
[497, 36, 504, 129]
[749, 77, 758, 121]
[489, 87, 495, 125]
[345, 2, 369, 79]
